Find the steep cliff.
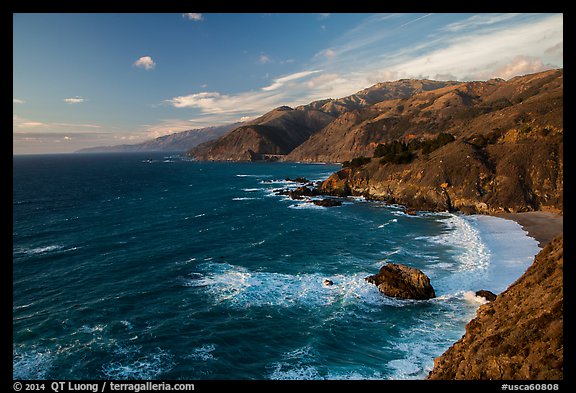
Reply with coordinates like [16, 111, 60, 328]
[427, 235, 563, 380]
[318, 70, 563, 214]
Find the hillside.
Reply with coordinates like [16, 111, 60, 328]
[76, 123, 238, 153]
[189, 106, 334, 161]
[287, 70, 562, 163]
[427, 235, 563, 380]
[188, 79, 459, 161]
[318, 69, 563, 214]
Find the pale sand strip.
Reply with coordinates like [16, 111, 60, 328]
[493, 211, 563, 248]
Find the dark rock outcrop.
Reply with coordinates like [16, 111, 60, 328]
[427, 235, 563, 380]
[310, 199, 342, 207]
[475, 290, 497, 302]
[365, 263, 436, 300]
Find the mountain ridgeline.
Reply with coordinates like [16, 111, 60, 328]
[189, 69, 563, 215]
[188, 79, 460, 161]
[76, 123, 240, 153]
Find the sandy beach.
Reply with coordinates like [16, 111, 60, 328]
[494, 211, 563, 248]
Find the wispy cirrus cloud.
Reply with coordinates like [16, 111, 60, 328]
[133, 56, 156, 70]
[441, 13, 522, 33]
[166, 69, 323, 119]
[262, 70, 321, 91]
[13, 114, 101, 131]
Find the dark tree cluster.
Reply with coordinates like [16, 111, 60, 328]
[374, 133, 455, 164]
[342, 156, 372, 168]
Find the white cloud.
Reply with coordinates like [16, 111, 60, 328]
[168, 92, 225, 111]
[442, 13, 522, 33]
[133, 56, 156, 70]
[399, 13, 433, 29]
[262, 70, 321, 91]
[183, 13, 203, 21]
[318, 13, 331, 20]
[320, 48, 336, 59]
[166, 73, 320, 121]
[386, 14, 563, 81]
[259, 54, 271, 64]
[13, 98, 25, 104]
[490, 56, 553, 80]
[64, 96, 85, 104]
[14, 114, 101, 131]
[306, 73, 341, 89]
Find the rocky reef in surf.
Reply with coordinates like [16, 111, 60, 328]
[365, 263, 436, 300]
[427, 235, 563, 380]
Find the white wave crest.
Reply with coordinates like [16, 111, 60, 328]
[101, 347, 175, 379]
[185, 344, 217, 361]
[183, 262, 405, 309]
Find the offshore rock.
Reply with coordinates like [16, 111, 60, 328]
[475, 290, 497, 302]
[365, 263, 435, 300]
[311, 199, 342, 207]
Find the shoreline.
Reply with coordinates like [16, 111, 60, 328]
[491, 211, 563, 248]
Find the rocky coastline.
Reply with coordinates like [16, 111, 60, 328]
[275, 172, 563, 379]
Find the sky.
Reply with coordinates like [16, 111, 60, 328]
[13, 13, 563, 154]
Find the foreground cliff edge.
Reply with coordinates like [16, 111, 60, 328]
[427, 235, 563, 380]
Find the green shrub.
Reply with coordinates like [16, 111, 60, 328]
[374, 133, 455, 165]
[342, 156, 371, 168]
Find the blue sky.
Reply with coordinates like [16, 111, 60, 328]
[13, 13, 563, 154]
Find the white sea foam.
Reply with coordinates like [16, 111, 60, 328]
[13, 348, 54, 379]
[20, 245, 63, 255]
[242, 188, 261, 192]
[101, 347, 175, 379]
[232, 197, 258, 201]
[268, 345, 321, 380]
[377, 218, 397, 228]
[237, 174, 271, 178]
[426, 214, 490, 273]
[463, 290, 489, 305]
[184, 262, 396, 309]
[185, 344, 217, 361]
[288, 202, 325, 210]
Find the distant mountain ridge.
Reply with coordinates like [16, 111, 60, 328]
[188, 79, 460, 161]
[75, 123, 239, 153]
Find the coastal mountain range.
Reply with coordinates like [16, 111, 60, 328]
[193, 68, 564, 216]
[76, 123, 239, 153]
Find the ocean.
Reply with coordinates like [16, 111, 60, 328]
[13, 153, 540, 380]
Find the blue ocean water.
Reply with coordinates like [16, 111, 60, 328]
[13, 153, 540, 380]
